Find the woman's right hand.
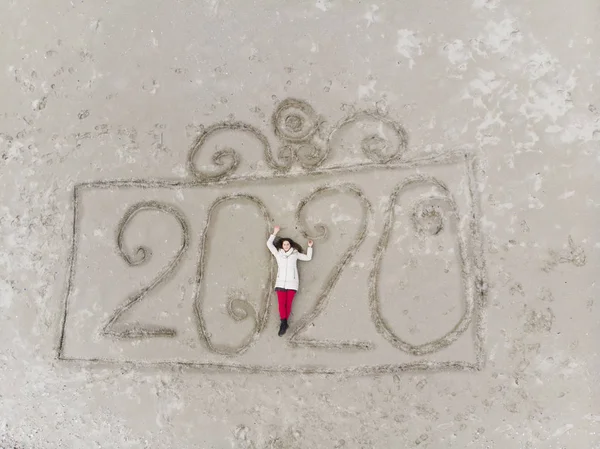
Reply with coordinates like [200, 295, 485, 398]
[273, 226, 280, 234]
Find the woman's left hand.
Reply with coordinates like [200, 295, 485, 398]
[308, 240, 313, 247]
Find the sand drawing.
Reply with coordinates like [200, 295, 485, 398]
[187, 97, 410, 179]
[57, 97, 488, 375]
[288, 183, 374, 350]
[102, 201, 190, 339]
[192, 194, 275, 356]
[334, 111, 408, 164]
[271, 97, 330, 170]
[187, 122, 261, 181]
[369, 175, 473, 357]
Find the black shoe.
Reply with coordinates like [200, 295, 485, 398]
[278, 319, 288, 337]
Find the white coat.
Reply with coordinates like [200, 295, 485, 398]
[266, 234, 312, 291]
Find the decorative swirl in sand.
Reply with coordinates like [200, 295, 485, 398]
[330, 111, 409, 164]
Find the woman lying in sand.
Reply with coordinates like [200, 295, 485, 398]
[266, 226, 313, 336]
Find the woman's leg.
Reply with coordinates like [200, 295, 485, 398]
[276, 290, 287, 319]
[285, 290, 296, 319]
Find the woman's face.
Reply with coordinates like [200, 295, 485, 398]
[282, 240, 291, 251]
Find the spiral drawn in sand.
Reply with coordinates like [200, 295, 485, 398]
[272, 98, 319, 143]
[295, 142, 328, 169]
[411, 195, 448, 236]
[368, 174, 474, 356]
[271, 98, 329, 171]
[102, 201, 190, 339]
[226, 289, 257, 322]
[192, 194, 275, 356]
[329, 111, 409, 164]
[288, 183, 374, 350]
[187, 121, 297, 181]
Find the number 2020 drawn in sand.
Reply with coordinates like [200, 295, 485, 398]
[57, 98, 488, 375]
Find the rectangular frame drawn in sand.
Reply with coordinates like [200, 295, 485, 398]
[56, 101, 488, 375]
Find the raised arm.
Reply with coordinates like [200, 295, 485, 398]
[297, 240, 313, 261]
[266, 226, 280, 257]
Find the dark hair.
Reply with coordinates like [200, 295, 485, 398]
[274, 237, 303, 253]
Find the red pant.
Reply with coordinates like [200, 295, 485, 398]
[276, 289, 296, 319]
